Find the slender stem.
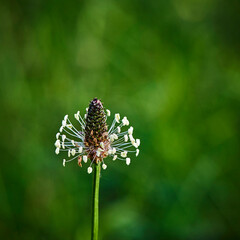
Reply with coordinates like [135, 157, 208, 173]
[91, 163, 101, 240]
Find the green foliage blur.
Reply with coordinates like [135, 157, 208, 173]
[1, 0, 240, 239]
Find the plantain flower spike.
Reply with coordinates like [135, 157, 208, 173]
[54, 98, 140, 173]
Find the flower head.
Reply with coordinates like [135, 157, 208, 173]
[54, 98, 140, 173]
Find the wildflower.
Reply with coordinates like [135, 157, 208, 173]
[54, 98, 140, 173]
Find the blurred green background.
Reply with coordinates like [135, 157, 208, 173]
[1, 0, 240, 239]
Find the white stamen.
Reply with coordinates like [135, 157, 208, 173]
[136, 149, 139, 156]
[55, 148, 60, 155]
[60, 126, 63, 132]
[112, 148, 116, 154]
[62, 135, 66, 142]
[100, 142, 104, 148]
[136, 139, 140, 147]
[83, 155, 88, 163]
[62, 120, 67, 127]
[113, 155, 117, 161]
[68, 150, 71, 157]
[102, 163, 107, 170]
[129, 134, 135, 143]
[128, 126, 133, 135]
[126, 158, 131, 165]
[133, 142, 138, 148]
[84, 114, 87, 119]
[56, 133, 60, 139]
[96, 148, 102, 157]
[121, 151, 127, 158]
[63, 159, 66, 167]
[108, 149, 112, 155]
[79, 146, 83, 153]
[71, 140, 75, 146]
[62, 142, 65, 149]
[74, 113, 79, 121]
[67, 124, 72, 129]
[112, 133, 118, 140]
[110, 135, 115, 142]
[86, 108, 88, 112]
[87, 167, 92, 174]
[115, 113, 120, 123]
[71, 149, 76, 156]
[122, 116, 129, 126]
[124, 135, 128, 142]
[64, 115, 68, 121]
[117, 126, 121, 133]
[55, 140, 61, 148]
[106, 109, 110, 116]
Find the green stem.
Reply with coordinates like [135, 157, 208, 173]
[91, 163, 100, 240]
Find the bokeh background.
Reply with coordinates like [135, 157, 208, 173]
[1, 0, 240, 239]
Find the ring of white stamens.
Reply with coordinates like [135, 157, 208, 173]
[55, 109, 140, 169]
